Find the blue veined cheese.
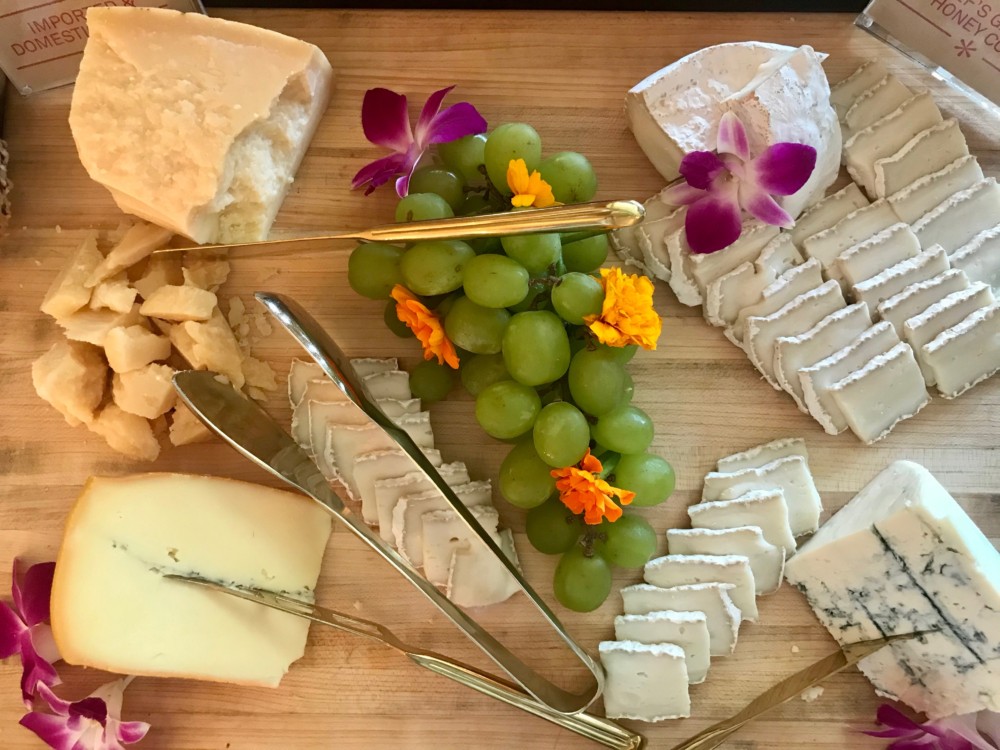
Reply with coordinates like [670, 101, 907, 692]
[790, 183, 870, 248]
[830, 60, 889, 120]
[877, 269, 971, 337]
[887, 156, 983, 224]
[843, 75, 912, 136]
[951, 225, 1000, 294]
[785, 460, 1000, 719]
[912, 178, 1000, 254]
[729, 258, 824, 346]
[874, 119, 969, 198]
[620, 582, 742, 656]
[716, 437, 807, 473]
[644, 554, 758, 621]
[688, 489, 797, 555]
[613, 611, 711, 684]
[599, 641, 691, 721]
[922, 303, 1000, 398]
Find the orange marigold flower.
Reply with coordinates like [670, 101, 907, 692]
[551, 449, 635, 525]
[584, 267, 662, 351]
[506, 158, 558, 208]
[390, 285, 460, 369]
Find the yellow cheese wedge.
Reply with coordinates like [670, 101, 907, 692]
[51, 474, 332, 687]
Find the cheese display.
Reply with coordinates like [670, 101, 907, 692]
[51, 474, 332, 687]
[599, 641, 691, 721]
[69, 8, 334, 244]
[785, 461, 1000, 719]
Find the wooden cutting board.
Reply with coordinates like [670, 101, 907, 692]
[1, 8, 998, 750]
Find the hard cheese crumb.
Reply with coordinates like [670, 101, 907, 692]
[800, 686, 824, 703]
[791, 645, 800, 654]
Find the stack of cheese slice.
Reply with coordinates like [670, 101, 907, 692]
[786, 460, 1000, 719]
[600, 437, 820, 722]
[286, 358, 520, 609]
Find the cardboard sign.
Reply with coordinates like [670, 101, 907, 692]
[862, 0, 1000, 106]
[0, 0, 205, 95]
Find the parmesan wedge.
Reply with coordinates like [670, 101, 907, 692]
[89, 275, 138, 314]
[112, 363, 176, 419]
[666, 527, 785, 594]
[85, 222, 174, 288]
[87, 404, 160, 462]
[170, 312, 245, 388]
[58, 304, 144, 347]
[619, 582, 741, 656]
[874, 119, 969, 198]
[922, 303, 1000, 398]
[139, 285, 217, 322]
[103, 325, 172, 373]
[32, 340, 108, 427]
[132, 255, 183, 301]
[912, 179, 1000, 253]
[877, 269, 971, 336]
[168, 402, 213, 446]
[887, 155, 983, 224]
[644, 554, 758, 621]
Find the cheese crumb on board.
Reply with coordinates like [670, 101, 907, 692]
[112, 364, 177, 419]
[800, 686, 824, 702]
[139, 285, 217, 322]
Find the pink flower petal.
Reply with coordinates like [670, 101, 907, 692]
[684, 186, 742, 255]
[716, 111, 751, 161]
[661, 181, 707, 207]
[424, 102, 488, 145]
[20, 711, 88, 750]
[414, 85, 454, 144]
[394, 143, 426, 197]
[13, 561, 55, 628]
[0, 601, 25, 658]
[20, 635, 62, 707]
[678, 150, 727, 190]
[360, 88, 413, 153]
[748, 142, 817, 196]
[351, 152, 411, 194]
[740, 184, 794, 228]
[115, 720, 151, 745]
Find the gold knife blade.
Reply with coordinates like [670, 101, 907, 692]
[669, 630, 937, 750]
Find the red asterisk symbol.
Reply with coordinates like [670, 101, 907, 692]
[956, 39, 977, 57]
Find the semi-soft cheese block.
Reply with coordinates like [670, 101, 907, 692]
[69, 8, 334, 244]
[644, 554, 758, 621]
[599, 641, 691, 722]
[613, 611, 711, 684]
[620, 582, 741, 656]
[51, 474, 332, 687]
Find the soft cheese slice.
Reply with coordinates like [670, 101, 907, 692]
[363, 370, 411, 401]
[636, 197, 683, 281]
[703, 455, 822, 537]
[613, 611, 711, 684]
[874, 119, 969, 198]
[790, 183, 870, 248]
[843, 75, 912, 135]
[371, 454, 462, 541]
[903, 284, 996, 384]
[688, 221, 780, 297]
[830, 60, 888, 120]
[51, 474, 331, 687]
[785, 461, 1000, 718]
[951, 225, 1000, 294]
[599, 641, 691, 721]
[717, 437, 807, 474]
[801, 199, 898, 269]
[828, 342, 929, 444]
[353, 449, 450, 526]
[666, 227, 705, 307]
[877, 269, 971, 336]
[706, 234, 804, 327]
[852, 245, 950, 313]
[397, 480, 492, 567]
[325, 421, 434, 497]
[350, 357, 397, 379]
[620, 583, 741, 656]
[290, 379, 348, 453]
[887, 156, 984, 224]
[922, 303, 1000, 398]
[843, 92, 944, 197]
[774, 302, 872, 407]
[729, 258, 824, 344]
[689, 490, 796, 555]
[307, 401, 367, 464]
[913, 179, 1000, 253]
[446, 528, 520, 609]
[799, 321, 900, 434]
[421, 505, 500, 586]
[375, 398, 422, 420]
[609, 223, 642, 266]
[288, 360, 325, 407]
[746, 280, 846, 387]
[644, 554, 758, 621]
[666, 527, 785, 594]
[835, 223, 921, 288]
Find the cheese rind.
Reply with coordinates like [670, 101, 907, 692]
[666, 527, 785, 594]
[877, 269, 971, 337]
[717, 437, 807, 473]
[620, 582, 741, 656]
[599, 641, 691, 721]
[851, 245, 951, 314]
[830, 60, 888, 120]
[843, 75, 911, 135]
[887, 156, 983, 224]
[801, 199, 898, 269]
[874, 119, 968, 198]
[643, 554, 758, 621]
[912, 179, 1000, 254]
[790, 183, 870, 248]
[834, 223, 920, 288]
[613, 611, 711, 684]
[730, 258, 824, 344]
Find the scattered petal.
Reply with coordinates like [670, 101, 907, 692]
[679, 150, 727, 190]
[0, 601, 23, 659]
[862, 704, 1000, 750]
[360, 88, 413, 152]
[424, 103, 487, 145]
[24, 680, 150, 750]
[414, 85, 455, 142]
[749, 142, 817, 196]
[351, 152, 411, 194]
[506, 159, 558, 209]
[716, 111, 751, 161]
[684, 185, 743, 254]
[13, 561, 55, 628]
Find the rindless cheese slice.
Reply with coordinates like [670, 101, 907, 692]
[912, 179, 1000, 254]
[887, 156, 984, 224]
[688, 489, 797, 554]
[619, 582, 742, 656]
[877, 269, 971, 336]
[874, 119, 969, 199]
[834, 223, 921, 288]
[830, 59, 889, 120]
[790, 183, 870, 248]
[666, 527, 785, 594]
[643, 554, 758, 621]
[951, 225, 1000, 294]
[729, 258, 824, 344]
[717, 437, 807, 474]
[851, 245, 950, 314]
[922, 303, 1000, 399]
[51, 474, 332, 687]
[613, 611, 711, 684]
[801, 199, 899, 269]
[843, 75, 912, 136]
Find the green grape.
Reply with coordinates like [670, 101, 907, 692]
[469, 236, 503, 255]
[399, 240, 475, 296]
[475, 380, 541, 439]
[507, 281, 550, 313]
[444, 296, 510, 354]
[434, 291, 462, 318]
[501, 233, 562, 276]
[384, 299, 414, 338]
[409, 360, 455, 404]
[394, 192, 454, 223]
[526, 496, 583, 555]
[562, 234, 609, 273]
[622, 370, 634, 403]
[484, 123, 543, 192]
[438, 133, 488, 184]
[502, 311, 571, 386]
[567, 348, 627, 416]
[553, 546, 612, 612]
[347, 242, 404, 300]
[591, 405, 654, 454]
[463, 254, 530, 308]
[612, 452, 676, 507]
[551, 272, 604, 325]
[499, 439, 556, 509]
[599, 343, 638, 364]
[461, 193, 492, 216]
[460, 353, 510, 395]
[538, 151, 598, 203]
[533, 402, 590, 468]
[595, 514, 658, 569]
[408, 168, 464, 212]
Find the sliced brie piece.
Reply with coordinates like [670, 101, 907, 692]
[705, 235, 803, 327]
[325, 422, 434, 497]
[852, 245, 950, 313]
[717, 437, 807, 474]
[951, 225, 1000, 294]
[396, 480, 492, 567]
[372, 457, 465, 543]
[636, 198, 684, 281]
[689, 489, 796, 555]
[829, 342, 929, 444]
[446, 528, 520, 609]
[290, 379, 347, 453]
[395, 411, 434, 448]
[799, 321, 900, 434]
[830, 60, 889, 120]
[665, 227, 704, 307]
[835, 223, 921, 288]
[703, 455, 822, 537]
[375, 397, 422, 419]
[801, 199, 898, 269]
[643, 554, 757, 621]
[877, 269, 971, 336]
[887, 155, 983, 224]
[844, 75, 912, 135]
[362, 369, 411, 401]
[729, 258, 824, 344]
[609, 224, 643, 266]
[774, 302, 872, 407]
[619, 582, 741, 656]
[599, 641, 691, 722]
[746, 280, 846, 387]
[307, 400, 367, 464]
[420, 504, 500, 586]
[874, 119, 969, 198]
[613, 611, 711, 684]
[354, 449, 445, 531]
[350, 357, 398, 379]
[843, 92, 943, 197]
[790, 183, 870, 248]
[913, 178, 1000, 254]
[666, 527, 785, 594]
[689, 221, 780, 297]
[922, 303, 1000, 398]
[903, 283, 995, 385]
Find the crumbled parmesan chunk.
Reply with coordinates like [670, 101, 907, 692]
[132, 254, 183, 300]
[40, 233, 103, 319]
[139, 285, 217, 322]
[182, 253, 230, 291]
[112, 363, 176, 419]
[168, 402, 213, 446]
[32, 341, 108, 426]
[88, 403, 160, 462]
[170, 312, 245, 388]
[88, 274, 138, 314]
[103, 325, 171, 373]
[85, 222, 173, 288]
[57, 304, 145, 347]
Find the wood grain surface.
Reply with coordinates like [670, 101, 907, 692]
[1, 9, 998, 750]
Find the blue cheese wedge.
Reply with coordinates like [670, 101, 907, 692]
[828, 342, 929, 444]
[830, 60, 888, 120]
[666, 527, 785, 594]
[716, 437, 807, 473]
[912, 178, 1000, 253]
[613, 611, 711, 684]
[620, 582, 741, 656]
[877, 269, 971, 336]
[703, 455, 822, 537]
[784, 460, 1000, 719]
[922, 303, 1000, 398]
[636, 198, 684, 281]
[688, 221, 780, 297]
[790, 183, 870, 248]
[951, 225, 1000, 294]
[421, 505, 501, 586]
[395, 480, 492, 567]
[446, 528, 520, 609]
[801, 199, 899, 269]
[644, 554, 757, 621]
[874, 119, 969, 198]
[599, 641, 691, 722]
[887, 156, 983, 224]
[729, 257, 824, 345]
[688, 489, 796, 555]
[851, 245, 950, 314]
[843, 75, 912, 135]
[834, 223, 921, 288]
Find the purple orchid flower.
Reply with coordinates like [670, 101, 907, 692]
[21, 678, 150, 750]
[351, 85, 487, 197]
[663, 110, 817, 254]
[862, 704, 1000, 750]
[0, 559, 61, 706]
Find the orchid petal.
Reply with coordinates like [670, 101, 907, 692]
[360, 88, 413, 152]
[393, 145, 426, 198]
[740, 184, 794, 228]
[684, 184, 742, 255]
[414, 85, 455, 144]
[20, 711, 88, 750]
[0, 601, 25, 658]
[977, 712, 1000, 744]
[13, 561, 55, 628]
[116, 720, 151, 745]
[678, 150, 727, 190]
[749, 142, 817, 196]
[662, 181, 707, 207]
[351, 152, 411, 194]
[424, 102, 488, 145]
[716, 111, 751, 161]
[21, 637, 62, 706]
